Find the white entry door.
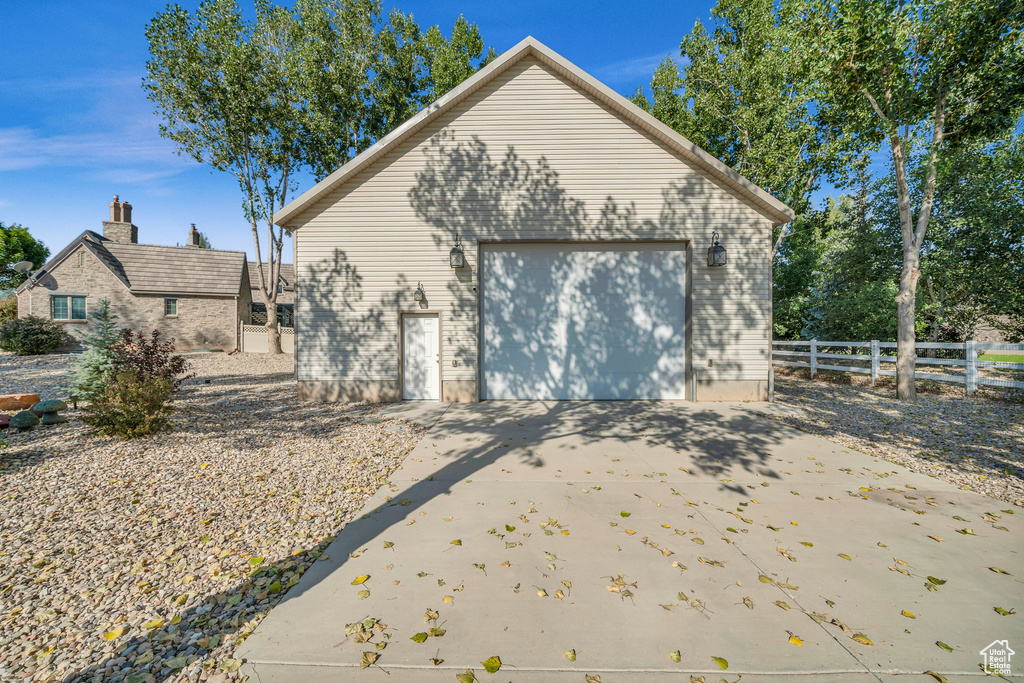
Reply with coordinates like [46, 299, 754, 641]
[402, 314, 440, 400]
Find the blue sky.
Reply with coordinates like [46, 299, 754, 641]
[1, 0, 746, 263]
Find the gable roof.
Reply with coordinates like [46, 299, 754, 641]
[247, 262, 295, 291]
[18, 230, 247, 297]
[274, 36, 794, 229]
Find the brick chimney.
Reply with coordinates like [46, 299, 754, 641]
[102, 195, 138, 243]
[187, 224, 201, 248]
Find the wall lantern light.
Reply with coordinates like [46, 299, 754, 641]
[449, 234, 465, 269]
[414, 282, 426, 302]
[707, 231, 727, 267]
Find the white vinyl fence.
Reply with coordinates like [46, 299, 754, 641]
[773, 340, 1024, 394]
[239, 324, 294, 354]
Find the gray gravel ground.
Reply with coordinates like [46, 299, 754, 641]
[768, 371, 1024, 506]
[0, 351, 426, 683]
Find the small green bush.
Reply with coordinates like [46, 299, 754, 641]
[0, 294, 17, 323]
[0, 315, 67, 355]
[81, 372, 174, 438]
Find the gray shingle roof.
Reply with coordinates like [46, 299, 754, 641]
[18, 231, 247, 297]
[247, 262, 294, 291]
[106, 243, 246, 296]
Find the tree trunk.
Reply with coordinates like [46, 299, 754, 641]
[266, 300, 282, 354]
[895, 246, 920, 400]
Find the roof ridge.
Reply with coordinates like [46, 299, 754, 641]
[273, 36, 793, 228]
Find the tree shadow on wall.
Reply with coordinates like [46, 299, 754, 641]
[408, 131, 767, 398]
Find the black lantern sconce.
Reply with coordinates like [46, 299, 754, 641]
[413, 282, 426, 302]
[449, 234, 465, 269]
[707, 231, 727, 267]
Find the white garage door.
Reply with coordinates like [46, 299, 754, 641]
[482, 243, 688, 400]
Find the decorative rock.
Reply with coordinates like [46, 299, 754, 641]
[0, 393, 40, 411]
[31, 399, 68, 415]
[40, 413, 68, 425]
[9, 410, 40, 430]
[0, 414, 9, 429]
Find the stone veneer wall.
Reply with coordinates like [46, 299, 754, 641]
[17, 245, 239, 351]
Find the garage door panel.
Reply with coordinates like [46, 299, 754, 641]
[482, 243, 687, 400]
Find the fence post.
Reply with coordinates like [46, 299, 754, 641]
[870, 340, 879, 386]
[966, 339, 977, 397]
[810, 339, 818, 379]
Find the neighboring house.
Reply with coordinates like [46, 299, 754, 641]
[274, 37, 793, 403]
[16, 197, 253, 351]
[247, 262, 295, 328]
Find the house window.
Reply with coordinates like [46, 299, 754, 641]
[164, 298, 178, 317]
[52, 296, 86, 320]
[277, 284, 283, 293]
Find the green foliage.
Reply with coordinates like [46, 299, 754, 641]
[0, 294, 17, 323]
[922, 135, 1024, 342]
[81, 372, 174, 438]
[71, 300, 122, 402]
[631, 0, 856, 214]
[0, 316, 66, 355]
[194, 230, 214, 249]
[144, 0, 492, 352]
[801, 183, 903, 342]
[805, 0, 1024, 397]
[0, 222, 49, 290]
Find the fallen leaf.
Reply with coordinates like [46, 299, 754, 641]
[711, 656, 729, 670]
[691, 537, 704, 545]
[451, 539, 462, 546]
[742, 597, 754, 610]
[443, 596, 454, 603]
[142, 619, 163, 630]
[994, 607, 1016, 616]
[410, 632, 428, 643]
[103, 626, 124, 641]
[620, 511, 631, 517]
[357, 589, 370, 598]
[584, 676, 601, 683]
[923, 672, 949, 683]
[759, 575, 775, 584]
[537, 588, 548, 597]
[901, 610, 916, 619]
[928, 535, 943, 543]
[774, 600, 791, 611]
[837, 553, 852, 561]
[852, 633, 873, 646]
[788, 634, 804, 646]
[457, 669, 478, 683]
[936, 641, 953, 653]
[989, 567, 1011, 575]
[429, 628, 446, 637]
[926, 576, 946, 585]
[669, 650, 682, 662]
[425, 608, 439, 621]
[430, 657, 444, 666]
[360, 651, 379, 669]
[698, 557, 724, 567]
[351, 575, 369, 585]
[481, 656, 501, 674]
[564, 649, 577, 661]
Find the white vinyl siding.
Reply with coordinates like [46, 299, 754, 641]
[292, 56, 772, 390]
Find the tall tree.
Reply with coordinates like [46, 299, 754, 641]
[146, 0, 297, 353]
[922, 134, 1024, 341]
[145, 0, 492, 352]
[806, 0, 1024, 399]
[632, 0, 856, 219]
[0, 222, 49, 292]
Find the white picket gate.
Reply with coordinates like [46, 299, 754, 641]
[239, 324, 294, 354]
[773, 340, 1024, 394]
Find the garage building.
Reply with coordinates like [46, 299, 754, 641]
[275, 37, 793, 403]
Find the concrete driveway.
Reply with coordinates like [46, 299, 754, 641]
[238, 401, 1024, 682]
